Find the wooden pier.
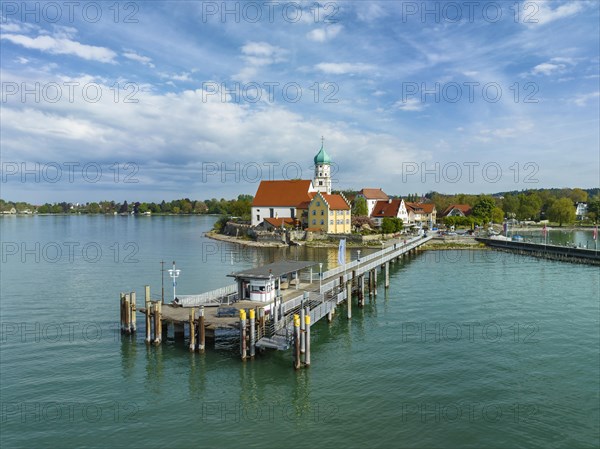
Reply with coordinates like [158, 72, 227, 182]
[476, 237, 600, 266]
[119, 235, 433, 368]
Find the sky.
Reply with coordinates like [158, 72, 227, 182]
[1, 0, 599, 203]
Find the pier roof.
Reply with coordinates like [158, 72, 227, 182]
[228, 260, 316, 279]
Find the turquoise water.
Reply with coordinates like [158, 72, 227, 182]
[1, 216, 598, 448]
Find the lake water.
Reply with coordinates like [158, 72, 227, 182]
[1, 215, 598, 448]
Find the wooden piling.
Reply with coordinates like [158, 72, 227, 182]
[240, 309, 247, 361]
[130, 291, 137, 333]
[293, 314, 301, 370]
[153, 301, 162, 345]
[119, 293, 125, 332]
[385, 262, 390, 288]
[189, 308, 196, 352]
[304, 311, 311, 367]
[346, 280, 352, 319]
[249, 308, 256, 358]
[124, 293, 131, 334]
[198, 306, 205, 353]
[358, 275, 364, 307]
[144, 286, 151, 344]
[300, 306, 306, 354]
[374, 269, 378, 297]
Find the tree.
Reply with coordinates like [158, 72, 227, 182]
[381, 217, 403, 234]
[472, 196, 495, 223]
[568, 188, 588, 204]
[138, 203, 149, 214]
[193, 201, 208, 214]
[352, 196, 368, 216]
[547, 198, 576, 226]
[503, 194, 519, 218]
[517, 193, 542, 220]
[88, 202, 100, 214]
[491, 207, 504, 224]
[587, 195, 600, 221]
[119, 201, 129, 214]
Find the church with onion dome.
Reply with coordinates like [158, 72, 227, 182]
[250, 139, 351, 233]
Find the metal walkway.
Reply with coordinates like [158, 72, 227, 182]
[255, 235, 433, 350]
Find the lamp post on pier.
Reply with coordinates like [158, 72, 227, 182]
[168, 261, 180, 301]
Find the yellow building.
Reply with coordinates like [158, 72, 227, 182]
[307, 192, 351, 234]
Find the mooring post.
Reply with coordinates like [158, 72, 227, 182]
[153, 301, 162, 345]
[346, 279, 352, 319]
[358, 275, 364, 307]
[240, 309, 247, 361]
[145, 286, 151, 344]
[130, 291, 137, 333]
[189, 308, 196, 352]
[374, 269, 378, 297]
[119, 293, 125, 332]
[300, 305, 306, 354]
[293, 314, 301, 370]
[123, 293, 131, 334]
[258, 308, 265, 338]
[198, 306, 205, 353]
[249, 308, 256, 358]
[385, 262, 390, 288]
[304, 311, 311, 367]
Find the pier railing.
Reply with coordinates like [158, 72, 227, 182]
[177, 284, 238, 307]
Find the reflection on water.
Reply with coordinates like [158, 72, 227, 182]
[514, 229, 595, 248]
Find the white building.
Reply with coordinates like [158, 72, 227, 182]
[356, 188, 389, 216]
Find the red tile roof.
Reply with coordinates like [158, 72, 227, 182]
[406, 202, 436, 213]
[320, 193, 350, 210]
[372, 199, 402, 217]
[252, 180, 314, 207]
[358, 188, 388, 200]
[297, 192, 317, 209]
[442, 204, 472, 216]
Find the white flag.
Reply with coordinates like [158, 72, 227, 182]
[338, 239, 346, 266]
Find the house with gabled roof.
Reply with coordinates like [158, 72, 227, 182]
[307, 192, 351, 234]
[406, 202, 437, 226]
[442, 204, 472, 217]
[251, 180, 316, 226]
[371, 198, 409, 227]
[356, 188, 389, 216]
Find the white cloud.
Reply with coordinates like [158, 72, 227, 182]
[306, 24, 343, 42]
[241, 42, 287, 65]
[123, 50, 155, 68]
[394, 98, 426, 112]
[314, 62, 374, 75]
[355, 2, 386, 22]
[527, 0, 585, 26]
[532, 62, 565, 75]
[573, 91, 600, 107]
[531, 57, 577, 76]
[1, 33, 116, 63]
[233, 42, 288, 82]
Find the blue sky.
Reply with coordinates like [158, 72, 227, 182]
[1, 0, 598, 203]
